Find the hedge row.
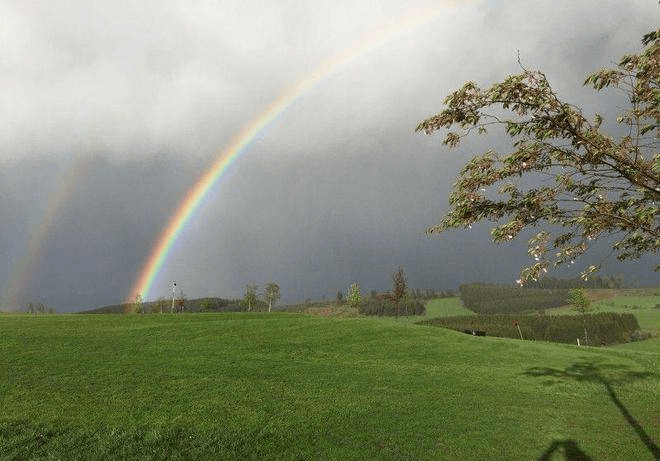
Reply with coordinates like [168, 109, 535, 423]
[458, 283, 571, 314]
[358, 298, 426, 317]
[420, 312, 640, 345]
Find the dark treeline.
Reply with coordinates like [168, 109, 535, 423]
[421, 313, 641, 346]
[458, 284, 571, 314]
[458, 275, 628, 315]
[25, 302, 56, 314]
[192, 297, 246, 312]
[408, 288, 455, 300]
[82, 297, 244, 314]
[523, 275, 626, 290]
[358, 297, 426, 317]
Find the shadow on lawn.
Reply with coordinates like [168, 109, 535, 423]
[538, 439, 593, 461]
[525, 362, 660, 461]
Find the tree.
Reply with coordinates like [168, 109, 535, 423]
[132, 294, 143, 314]
[176, 289, 187, 313]
[569, 288, 592, 315]
[122, 294, 143, 314]
[263, 282, 281, 312]
[243, 284, 259, 311]
[25, 302, 53, 314]
[336, 289, 344, 305]
[151, 297, 168, 314]
[347, 282, 362, 309]
[417, 30, 660, 284]
[392, 266, 407, 319]
[200, 298, 215, 312]
[569, 288, 593, 344]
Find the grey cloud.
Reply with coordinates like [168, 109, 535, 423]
[2, 0, 658, 311]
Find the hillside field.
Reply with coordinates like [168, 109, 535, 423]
[545, 289, 660, 336]
[1, 311, 660, 460]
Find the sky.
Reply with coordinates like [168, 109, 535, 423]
[1, 0, 658, 312]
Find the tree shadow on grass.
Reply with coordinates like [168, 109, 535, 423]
[538, 439, 594, 461]
[525, 362, 660, 461]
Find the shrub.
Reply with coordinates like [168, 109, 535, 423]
[421, 313, 640, 345]
[569, 288, 592, 314]
[358, 297, 426, 317]
[347, 283, 362, 309]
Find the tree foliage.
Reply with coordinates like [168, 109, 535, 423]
[569, 288, 592, 315]
[391, 267, 407, 318]
[243, 284, 259, 311]
[458, 283, 570, 314]
[392, 267, 407, 302]
[25, 302, 51, 314]
[347, 282, 362, 309]
[263, 282, 281, 312]
[423, 312, 639, 346]
[417, 30, 660, 283]
[133, 294, 143, 314]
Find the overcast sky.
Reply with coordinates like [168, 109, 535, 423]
[1, 0, 658, 312]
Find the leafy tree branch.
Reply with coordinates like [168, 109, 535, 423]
[417, 30, 660, 283]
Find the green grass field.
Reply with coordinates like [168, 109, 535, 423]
[391, 297, 473, 324]
[2, 311, 660, 460]
[546, 289, 660, 339]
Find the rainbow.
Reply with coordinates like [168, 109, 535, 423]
[131, 0, 471, 301]
[3, 159, 90, 308]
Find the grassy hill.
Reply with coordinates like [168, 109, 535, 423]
[2, 312, 660, 460]
[545, 288, 660, 335]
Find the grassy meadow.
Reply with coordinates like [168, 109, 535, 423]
[546, 288, 660, 336]
[2, 308, 660, 460]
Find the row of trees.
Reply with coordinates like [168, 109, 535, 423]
[25, 302, 55, 314]
[243, 282, 281, 312]
[457, 278, 610, 316]
[423, 312, 639, 346]
[522, 275, 627, 290]
[340, 267, 427, 318]
[117, 282, 281, 315]
[458, 283, 571, 314]
[121, 293, 180, 314]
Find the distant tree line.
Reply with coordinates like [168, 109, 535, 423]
[86, 297, 244, 314]
[408, 288, 455, 300]
[242, 282, 281, 312]
[522, 275, 627, 290]
[358, 296, 426, 317]
[458, 275, 629, 315]
[458, 283, 571, 315]
[342, 267, 436, 318]
[25, 302, 55, 314]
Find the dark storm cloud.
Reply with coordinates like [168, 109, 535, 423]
[1, 154, 208, 311]
[1, 0, 658, 311]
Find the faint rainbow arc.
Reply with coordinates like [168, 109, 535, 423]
[3, 159, 90, 308]
[131, 1, 468, 301]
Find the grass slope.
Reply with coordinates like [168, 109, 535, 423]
[1, 313, 660, 460]
[546, 289, 660, 342]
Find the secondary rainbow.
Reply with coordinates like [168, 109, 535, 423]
[131, 0, 471, 301]
[3, 159, 90, 309]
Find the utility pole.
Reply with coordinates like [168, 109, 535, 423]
[171, 281, 176, 314]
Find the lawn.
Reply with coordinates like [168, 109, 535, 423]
[422, 297, 474, 319]
[1, 312, 659, 460]
[546, 290, 660, 337]
[394, 297, 473, 324]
